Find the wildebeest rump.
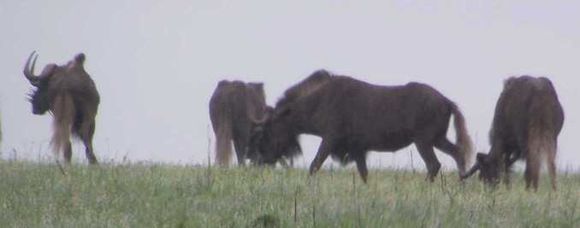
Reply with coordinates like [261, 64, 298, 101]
[23, 51, 100, 164]
[462, 76, 564, 190]
[251, 70, 473, 182]
[209, 80, 273, 166]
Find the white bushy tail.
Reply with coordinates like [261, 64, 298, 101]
[50, 94, 75, 158]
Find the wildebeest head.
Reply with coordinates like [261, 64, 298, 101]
[249, 107, 301, 165]
[23, 51, 56, 114]
[462, 152, 501, 185]
[249, 70, 333, 165]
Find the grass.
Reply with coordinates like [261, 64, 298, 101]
[0, 160, 579, 227]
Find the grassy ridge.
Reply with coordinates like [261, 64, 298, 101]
[0, 161, 579, 227]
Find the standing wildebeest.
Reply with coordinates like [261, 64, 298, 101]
[210, 80, 277, 166]
[250, 70, 473, 182]
[23, 51, 100, 164]
[462, 76, 564, 190]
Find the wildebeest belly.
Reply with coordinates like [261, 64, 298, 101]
[350, 130, 414, 152]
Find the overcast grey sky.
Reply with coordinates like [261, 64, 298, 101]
[1, 1, 578, 171]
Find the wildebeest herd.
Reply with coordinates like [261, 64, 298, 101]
[17, 51, 565, 191]
[210, 71, 564, 191]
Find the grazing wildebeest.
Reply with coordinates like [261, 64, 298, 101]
[462, 76, 564, 191]
[209, 80, 277, 166]
[250, 70, 473, 182]
[23, 51, 100, 164]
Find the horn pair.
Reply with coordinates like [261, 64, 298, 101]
[23, 51, 57, 87]
[23, 51, 40, 86]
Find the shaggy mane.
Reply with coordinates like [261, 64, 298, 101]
[275, 69, 334, 108]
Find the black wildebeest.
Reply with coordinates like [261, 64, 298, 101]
[23, 51, 100, 164]
[462, 76, 564, 190]
[210, 80, 280, 166]
[250, 70, 473, 182]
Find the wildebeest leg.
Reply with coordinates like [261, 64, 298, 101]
[434, 138, 465, 175]
[233, 139, 247, 166]
[416, 141, 441, 182]
[354, 155, 368, 183]
[82, 121, 98, 165]
[63, 140, 72, 164]
[288, 157, 294, 168]
[524, 155, 540, 191]
[278, 159, 289, 168]
[547, 149, 557, 191]
[503, 154, 511, 187]
[503, 151, 518, 188]
[309, 139, 333, 175]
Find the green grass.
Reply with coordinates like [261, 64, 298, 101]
[0, 161, 578, 227]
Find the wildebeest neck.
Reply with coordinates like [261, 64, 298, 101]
[275, 69, 333, 109]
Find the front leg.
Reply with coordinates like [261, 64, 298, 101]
[309, 139, 334, 175]
[503, 150, 520, 187]
[503, 153, 512, 187]
[354, 154, 368, 183]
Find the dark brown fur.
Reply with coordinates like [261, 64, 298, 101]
[275, 69, 334, 108]
[209, 80, 270, 166]
[462, 76, 564, 191]
[23, 51, 100, 164]
[251, 70, 473, 182]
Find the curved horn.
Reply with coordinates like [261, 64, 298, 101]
[23, 51, 40, 86]
[460, 162, 480, 180]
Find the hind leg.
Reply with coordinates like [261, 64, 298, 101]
[434, 138, 465, 175]
[547, 150, 557, 191]
[63, 140, 73, 164]
[81, 121, 98, 165]
[524, 155, 541, 191]
[416, 141, 441, 182]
